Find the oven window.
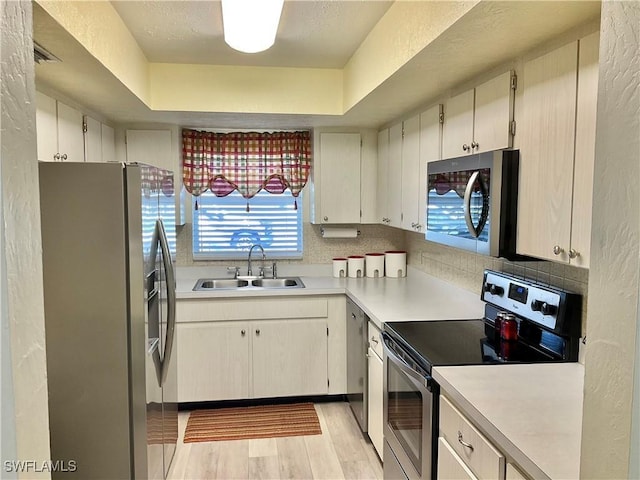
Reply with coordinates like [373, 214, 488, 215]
[387, 359, 424, 475]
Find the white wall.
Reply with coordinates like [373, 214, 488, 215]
[580, 1, 640, 478]
[0, 1, 51, 477]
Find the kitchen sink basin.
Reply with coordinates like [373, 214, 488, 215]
[251, 277, 305, 288]
[193, 278, 249, 290]
[192, 276, 304, 291]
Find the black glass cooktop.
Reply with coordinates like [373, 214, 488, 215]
[384, 319, 561, 373]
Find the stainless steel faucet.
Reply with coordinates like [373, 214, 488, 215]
[247, 244, 265, 277]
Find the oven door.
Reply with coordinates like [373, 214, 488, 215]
[383, 333, 438, 480]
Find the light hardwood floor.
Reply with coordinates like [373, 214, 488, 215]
[168, 402, 383, 480]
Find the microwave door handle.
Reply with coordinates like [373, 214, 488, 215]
[464, 170, 481, 238]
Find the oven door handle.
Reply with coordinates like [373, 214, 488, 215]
[382, 335, 434, 394]
[463, 170, 490, 239]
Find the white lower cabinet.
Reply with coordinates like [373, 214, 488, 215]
[438, 395, 505, 480]
[505, 463, 528, 480]
[367, 320, 384, 458]
[438, 437, 478, 480]
[177, 322, 250, 402]
[252, 318, 328, 398]
[176, 296, 344, 403]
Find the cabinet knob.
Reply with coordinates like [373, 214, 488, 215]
[53, 153, 61, 161]
[241, 329, 246, 336]
[553, 245, 564, 256]
[471, 141, 479, 150]
[255, 328, 261, 336]
[462, 144, 470, 152]
[61, 153, 68, 161]
[323, 216, 328, 221]
[351, 313, 356, 320]
[370, 336, 379, 345]
[568, 248, 580, 259]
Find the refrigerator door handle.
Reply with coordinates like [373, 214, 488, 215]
[156, 219, 176, 386]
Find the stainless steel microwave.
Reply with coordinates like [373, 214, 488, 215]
[425, 149, 520, 258]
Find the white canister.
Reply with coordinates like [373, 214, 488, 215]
[332, 258, 348, 278]
[347, 255, 365, 278]
[365, 253, 385, 278]
[385, 251, 407, 278]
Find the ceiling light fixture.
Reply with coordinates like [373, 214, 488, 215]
[221, 0, 284, 54]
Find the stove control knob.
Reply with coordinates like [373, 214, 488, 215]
[484, 283, 504, 296]
[531, 300, 557, 316]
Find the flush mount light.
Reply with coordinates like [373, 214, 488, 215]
[221, 0, 284, 54]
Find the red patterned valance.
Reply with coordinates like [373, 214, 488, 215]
[182, 129, 311, 205]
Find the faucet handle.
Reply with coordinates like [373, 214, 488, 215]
[227, 266, 240, 279]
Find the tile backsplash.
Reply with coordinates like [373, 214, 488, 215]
[404, 230, 589, 335]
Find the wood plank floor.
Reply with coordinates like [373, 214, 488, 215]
[168, 402, 383, 480]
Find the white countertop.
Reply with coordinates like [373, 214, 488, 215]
[175, 265, 485, 328]
[433, 363, 585, 480]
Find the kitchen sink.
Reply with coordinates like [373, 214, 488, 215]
[251, 277, 304, 288]
[192, 276, 304, 291]
[193, 278, 249, 290]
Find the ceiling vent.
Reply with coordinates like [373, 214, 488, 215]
[33, 41, 60, 64]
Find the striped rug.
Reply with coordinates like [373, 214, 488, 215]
[183, 403, 322, 443]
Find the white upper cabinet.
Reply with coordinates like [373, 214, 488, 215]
[400, 114, 421, 231]
[419, 104, 443, 230]
[442, 71, 515, 159]
[517, 33, 598, 267]
[83, 115, 102, 163]
[377, 128, 390, 225]
[311, 132, 362, 224]
[387, 123, 404, 229]
[36, 91, 85, 162]
[101, 124, 116, 163]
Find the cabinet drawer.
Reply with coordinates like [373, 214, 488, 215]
[368, 321, 383, 359]
[438, 437, 478, 480]
[439, 395, 505, 480]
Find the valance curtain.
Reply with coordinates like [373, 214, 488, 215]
[182, 129, 311, 209]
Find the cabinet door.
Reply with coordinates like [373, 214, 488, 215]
[387, 123, 403, 228]
[177, 322, 250, 402]
[517, 41, 578, 262]
[84, 116, 102, 163]
[318, 133, 361, 224]
[401, 114, 421, 231]
[101, 124, 116, 163]
[570, 31, 599, 268]
[473, 71, 514, 153]
[506, 463, 528, 480]
[367, 347, 383, 459]
[252, 319, 328, 398]
[35, 91, 58, 162]
[442, 89, 474, 159]
[377, 129, 390, 224]
[437, 437, 478, 480]
[419, 104, 442, 232]
[56, 101, 85, 162]
[126, 130, 172, 169]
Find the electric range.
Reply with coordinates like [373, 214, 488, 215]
[381, 270, 582, 480]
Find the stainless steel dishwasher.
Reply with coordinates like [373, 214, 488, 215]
[346, 297, 368, 432]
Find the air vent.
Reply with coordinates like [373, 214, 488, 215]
[33, 41, 60, 64]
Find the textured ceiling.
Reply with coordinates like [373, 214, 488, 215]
[110, 0, 393, 68]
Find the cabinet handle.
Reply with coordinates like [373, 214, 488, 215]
[471, 141, 479, 150]
[53, 153, 61, 161]
[568, 248, 580, 259]
[323, 216, 328, 222]
[370, 336, 379, 345]
[457, 431, 474, 452]
[241, 329, 246, 336]
[351, 313, 356, 320]
[462, 144, 470, 152]
[61, 153, 68, 161]
[255, 328, 261, 336]
[553, 245, 564, 256]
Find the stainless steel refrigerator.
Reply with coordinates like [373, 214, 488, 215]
[39, 162, 178, 479]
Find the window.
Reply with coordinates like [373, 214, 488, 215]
[192, 189, 303, 259]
